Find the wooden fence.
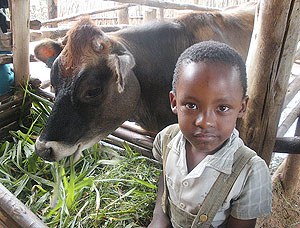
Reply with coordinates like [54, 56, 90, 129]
[28, 0, 300, 156]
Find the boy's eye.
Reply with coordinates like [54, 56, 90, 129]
[185, 103, 197, 110]
[217, 105, 229, 112]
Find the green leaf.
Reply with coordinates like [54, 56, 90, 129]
[66, 156, 75, 209]
[131, 177, 157, 189]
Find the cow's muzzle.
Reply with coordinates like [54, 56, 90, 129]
[35, 137, 85, 162]
[35, 138, 56, 162]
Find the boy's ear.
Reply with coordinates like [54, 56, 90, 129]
[169, 91, 178, 115]
[238, 95, 249, 118]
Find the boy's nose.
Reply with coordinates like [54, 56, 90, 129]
[195, 111, 215, 128]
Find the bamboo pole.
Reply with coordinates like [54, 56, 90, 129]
[238, 0, 300, 165]
[103, 0, 220, 11]
[41, 4, 134, 26]
[11, 0, 30, 87]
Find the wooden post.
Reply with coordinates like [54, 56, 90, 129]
[158, 8, 164, 21]
[272, 117, 300, 198]
[143, 8, 157, 23]
[238, 0, 300, 165]
[11, 0, 30, 87]
[280, 118, 300, 197]
[118, 7, 129, 24]
[47, 0, 58, 27]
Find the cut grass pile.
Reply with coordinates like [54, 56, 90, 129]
[0, 88, 160, 227]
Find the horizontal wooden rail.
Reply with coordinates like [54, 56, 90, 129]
[41, 4, 135, 26]
[28, 82, 300, 156]
[103, 0, 220, 11]
[274, 137, 300, 154]
[30, 24, 132, 42]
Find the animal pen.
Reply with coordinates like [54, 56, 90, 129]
[0, 0, 300, 227]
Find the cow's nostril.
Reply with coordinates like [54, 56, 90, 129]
[38, 147, 56, 162]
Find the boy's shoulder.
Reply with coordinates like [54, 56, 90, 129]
[159, 123, 180, 135]
[239, 145, 269, 171]
[153, 124, 181, 162]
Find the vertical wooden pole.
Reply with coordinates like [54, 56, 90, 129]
[11, 0, 30, 87]
[238, 0, 300, 165]
[118, 7, 129, 24]
[47, 0, 58, 27]
[143, 8, 157, 23]
[158, 8, 164, 21]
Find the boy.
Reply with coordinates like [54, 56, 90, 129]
[148, 41, 272, 228]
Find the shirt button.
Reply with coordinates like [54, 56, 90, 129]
[179, 203, 186, 209]
[199, 214, 208, 223]
[183, 181, 188, 187]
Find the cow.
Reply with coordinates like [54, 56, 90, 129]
[34, 2, 256, 162]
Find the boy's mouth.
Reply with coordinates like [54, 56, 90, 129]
[193, 133, 217, 142]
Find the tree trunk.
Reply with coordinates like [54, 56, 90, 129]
[238, 0, 300, 165]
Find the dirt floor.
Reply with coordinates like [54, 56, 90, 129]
[256, 178, 300, 228]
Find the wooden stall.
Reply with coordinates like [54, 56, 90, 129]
[1, 0, 299, 226]
[0, 0, 48, 227]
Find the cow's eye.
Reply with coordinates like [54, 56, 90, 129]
[85, 87, 101, 99]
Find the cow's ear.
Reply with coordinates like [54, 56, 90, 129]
[109, 53, 135, 93]
[34, 39, 64, 67]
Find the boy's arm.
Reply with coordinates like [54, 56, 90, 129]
[148, 173, 172, 228]
[226, 216, 256, 228]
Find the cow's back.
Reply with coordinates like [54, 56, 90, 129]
[107, 3, 255, 131]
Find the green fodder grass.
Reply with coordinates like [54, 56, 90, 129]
[0, 88, 160, 228]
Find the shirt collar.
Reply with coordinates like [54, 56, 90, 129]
[167, 128, 244, 175]
[205, 129, 244, 174]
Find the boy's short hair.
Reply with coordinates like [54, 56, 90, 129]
[172, 41, 247, 97]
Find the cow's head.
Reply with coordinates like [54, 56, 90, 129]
[34, 18, 141, 162]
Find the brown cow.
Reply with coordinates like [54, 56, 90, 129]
[34, 2, 256, 162]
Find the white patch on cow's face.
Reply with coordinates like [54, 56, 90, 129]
[35, 135, 105, 162]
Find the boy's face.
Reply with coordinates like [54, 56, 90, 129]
[170, 61, 248, 155]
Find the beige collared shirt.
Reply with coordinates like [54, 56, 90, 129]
[153, 126, 272, 227]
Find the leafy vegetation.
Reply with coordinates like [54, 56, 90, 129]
[0, 88, 160, 227]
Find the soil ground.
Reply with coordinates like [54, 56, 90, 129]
[256, 177, 300, 228]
